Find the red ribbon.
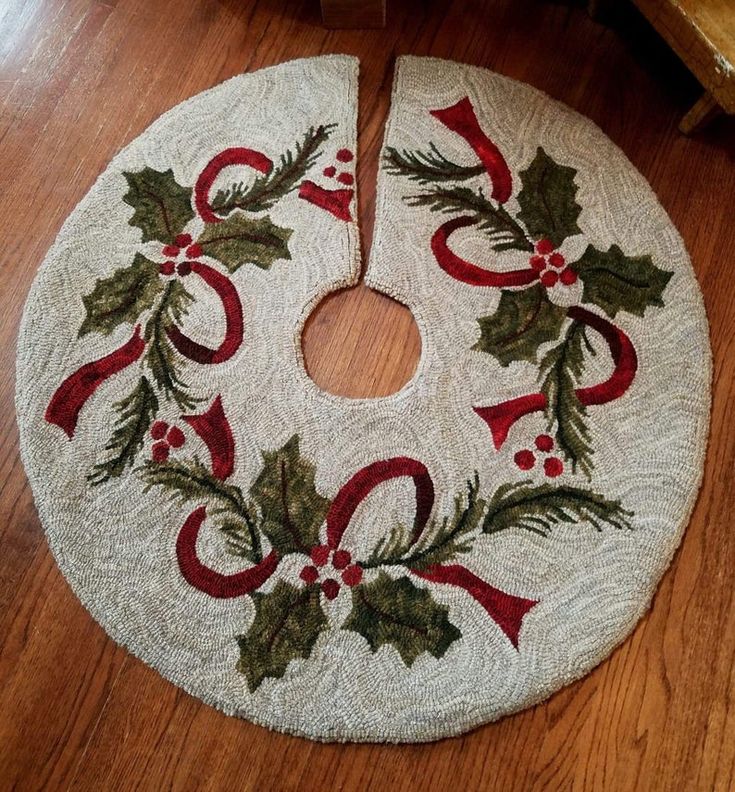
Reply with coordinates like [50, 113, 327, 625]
[413, 564, 538, 649]
[45, 326, 146, 438]
[326, 457, 435, 549]
[183, 395, 235, 480]
[194, 147, 273, 224]
[430, 96, 513, 204]
[176, 506, 279, 599]
[432, 216, 539, 287]
[165, 262, 243, 364]
[298, 180, 354, 222]
[474, 305, 638, 448]
[327, 456, 538, 648]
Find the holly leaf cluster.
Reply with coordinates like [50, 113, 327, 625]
[473, 284, 567, 366]
[123, 168, 195, 245]
[342, 572, 460, 667]
[250, 435, 331, 556]
[237, 581, 327, 692]
[197, 214, 292, 273]
[570, 244, 673, 319]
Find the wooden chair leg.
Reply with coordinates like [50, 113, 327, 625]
[320, 0, 386, 28]
[680, 92, 722, 135]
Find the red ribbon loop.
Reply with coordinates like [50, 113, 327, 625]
[176, 506, 279, 598]
[432, 216, 539, 287]
[165, 262, 244, 364]
[326, 457, 435, 550]
[430, 96, 513, 204]
[475, 306, 638, 448]
[45, 326, 146, 438]
[412, 564, 538, 649]
[194, 147, 273, 224]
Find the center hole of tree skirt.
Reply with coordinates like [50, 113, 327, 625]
[301, 283, 422, 399]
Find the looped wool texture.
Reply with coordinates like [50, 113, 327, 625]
[16, 55, 711, 743]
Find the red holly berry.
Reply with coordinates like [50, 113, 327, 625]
[310, 544, 331, 567]
[341, 564, 363, 587]
[323, 165, 336, 178]
[337, 172, 354, 186]
[514, 449, 535, 470]
[300, 565, 319, 584]
[186, 243, 203, 259]
[535, 238, 554, 255]
[548, 252, 565, 268]
[174, 233, 192, 248]
[167, 426, 185, 448]
[152, 441, 169, 463]
[321, 578, 340, 600]
[177, 261, 192, 276]
[151, 420, 169, 440]
[162, 244, 179, 257]
[529, 255, 546, 272]
[544, 457, 564, 477]
[332, 549, 351, 570]
[336, 148, 354, 163]
[560, 267, 578, 285]
[540, 270, 558, 287]
[535, 434, 554, 452]
[159, 261, 176, 276]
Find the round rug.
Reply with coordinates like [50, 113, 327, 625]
[16, 55, 711, 742]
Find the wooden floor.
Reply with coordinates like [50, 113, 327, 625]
[1, 0, 734, 789]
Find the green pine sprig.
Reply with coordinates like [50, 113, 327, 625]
[88, 376, 158, 486]
[139, 457, 263, 563]
[405, 185, 533, 252]
[143, 280, 198, 412]
[539, 320, 595, 477]
[211, 124, 337, 215]
[483, 481, 632, 537]
[363, 474, 485, 569]
[383, 143, 486, 185]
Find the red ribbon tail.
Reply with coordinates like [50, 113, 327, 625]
[166, 262, 243, 364]
[298, 180, 353, 222]
[473, 394, 547, 449]
[183, 395, 235, 480]
[413, 563, 538, 649]
[430, 96, 513, 204]
[45, 326, 146, 439]
[176, 506, 279, 598]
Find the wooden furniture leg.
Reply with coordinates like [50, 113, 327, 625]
[320, 0, 386, 28]
[679, 92, 723, 134]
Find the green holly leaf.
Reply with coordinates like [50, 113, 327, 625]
[343, 572, 460, 667]
[79, 253, 162, 337]
[571, 244, 673, 318]
[473, 284, 567, 366]
[122, 167, 194, 244]
[250, 435, 330, 555]
[517, 147, 582, 248]
[237, 581, 327, 692]
[198, 214, 292, 273]
[483, 481, 633, 537]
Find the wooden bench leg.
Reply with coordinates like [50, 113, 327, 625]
[680, 92, 722, 135]
[320, 0, 386, 28]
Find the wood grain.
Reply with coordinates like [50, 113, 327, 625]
[320, 0, 386, 28]
[1, 0, 733, 789]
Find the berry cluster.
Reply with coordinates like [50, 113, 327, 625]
[529, 238, 577, 288]
[514, 434, 564, 478]
[322, 148, 354, 186]
[300, 544, 363, 599]
[150, 420, 186, 463]
[159, 233, 201, 277]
